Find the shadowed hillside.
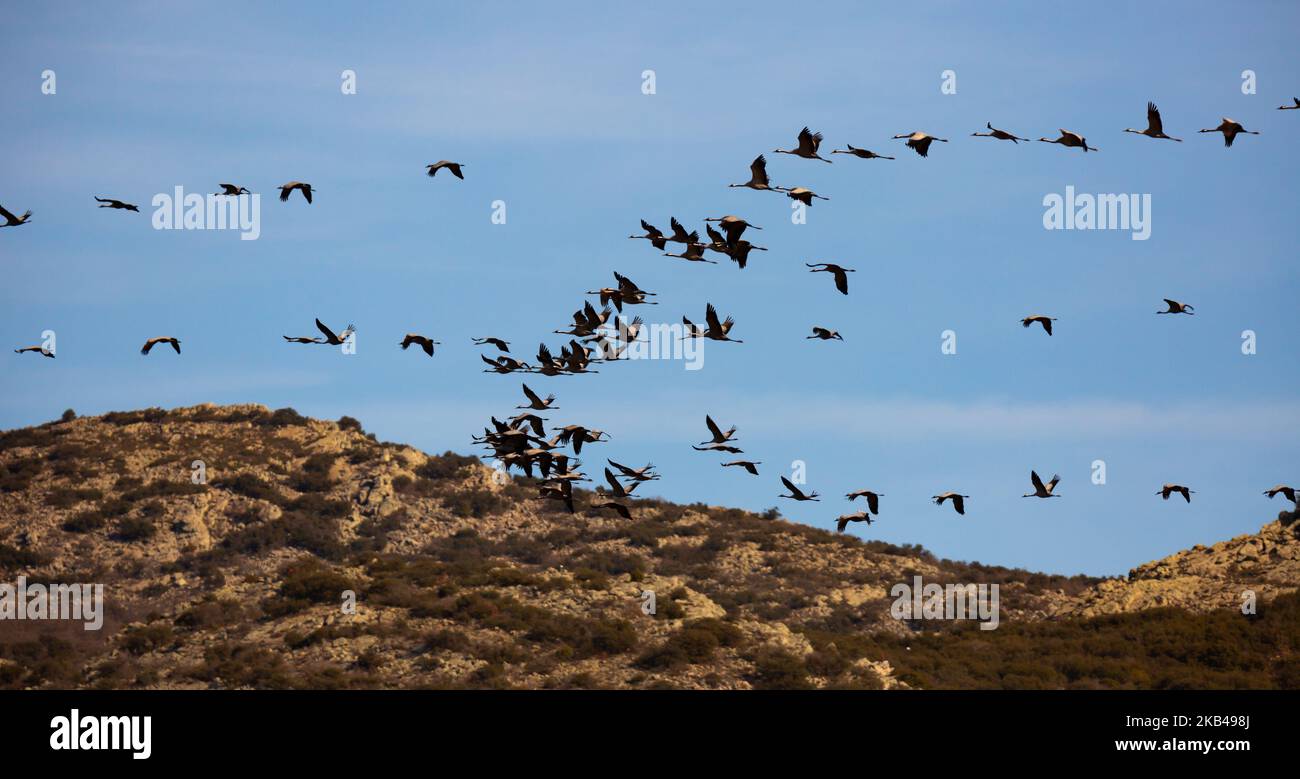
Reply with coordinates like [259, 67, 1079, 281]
[0, 404, 1296, 689]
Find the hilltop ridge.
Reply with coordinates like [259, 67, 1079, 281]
[1, 404, 1296, 689]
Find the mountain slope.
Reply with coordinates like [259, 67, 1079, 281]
[0, 404, 1296, 689]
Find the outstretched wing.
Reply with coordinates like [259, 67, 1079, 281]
[670, 216, 688, 239]
[1147, 102, 1164, 135]
[705, 303, 723, 333]
[604, 468, 623, 493]
[315, 318, 339, 342]
[832, 268, 849, 295]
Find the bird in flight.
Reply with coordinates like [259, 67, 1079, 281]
[845, 489, 882, 515]
[556, 302, 611, 338]
[278, 182, 314, 203]
[1124, 102, 1182, 141]
[893, 131, 948, 157]
[683, 304, 742, 343]
[215, 184, 252, 196]
[399, 333, 440, 356]
[774, 127, 833, 163]
[482, 354, 531, 374]
[1158, 484, 1194, 503]
[473, 337, 510, 352]
[95, 197, 139, 211]
[722, 460, 761, 475]
[693, 442, 744, 454]
[629, 220, 668, 250]
[1279, 98, 1300, 111]
[14, 345, 54, 358]
[311, 318, 355, 345]
[1157, 299, 1194, 315]
[589, 272, 659, 312]
[704, 215, 760, 247]
[1023, 471, 1061, 499]
[971, 122, 1030, 143]
[607, 459, 659, 482]
[775, 186, 829, 207]
[1263, 485, 1297, 503]
[779, 476, 820, 502]
[807, 327, 843, 341]
[836, 511, 874, 532]
[426, 160, 466, 179]
[140, 337, 181, 355]
[830, 144, 894, 160]
[1199, 118, 1259, 147]
[517, 383, 557, 410]
[0, 203, 33, 227]
[1021, 315, 1057, 335]
[663, 240, 716, 264]
[556, 425, 608, 455]
[932, 492, 969, 515]
[700, 415, 738, 446]
[1039, 130, 1096, 152]
[806, 263, 854, 295]
[728, 154, 782, 192]
[665, 217, 697, 245]
[600, 468, 640, 500]
[725, 240, 766, 269]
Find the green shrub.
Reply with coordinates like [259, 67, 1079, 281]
[750, 649, 811, 690]
[0, 456, 42, 493]
[44, 486, 103, 508]
[0, 544, 51, 572]
[440, 489, 507, 519]
[416, 452, 481, 480]
[279, 558, 353, 604]
[120, 623, 174, 656]
[260, 407, 308, 427]
[213, 472, 280, 503]
[62, 510, 107, 533]
[113, 516, 157, 542]
[291, 453, 338, 492]
[121, 480, 205, 501]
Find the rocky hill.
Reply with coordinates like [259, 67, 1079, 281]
[1048, 519, 1300, 619]
[1, 404, 1296, 689]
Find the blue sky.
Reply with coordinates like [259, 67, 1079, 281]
[2, 1, 1297, 576]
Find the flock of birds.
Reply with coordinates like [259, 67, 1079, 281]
[4, 99, 1299, 535]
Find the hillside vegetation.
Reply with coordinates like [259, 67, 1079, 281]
[0, 404, 1295, 689]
